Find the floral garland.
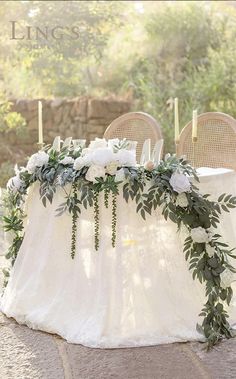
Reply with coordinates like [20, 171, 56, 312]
[2, 137, 236, 348]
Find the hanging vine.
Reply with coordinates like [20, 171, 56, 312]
[70, 182, 80, 259]
[104, 188, 109, 208]
[93, 190, 100, 251]
[111, 192, 117, 247]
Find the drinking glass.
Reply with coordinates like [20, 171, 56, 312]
[72, 139, 86, 149]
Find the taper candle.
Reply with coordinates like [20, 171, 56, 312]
[174, 98, 179, 143]
[38, 100, 43, 145]
[192, 109, 198, 141]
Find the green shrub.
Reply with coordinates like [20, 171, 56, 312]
[99, 2, 236, 153]
[0, 161, 14, 189]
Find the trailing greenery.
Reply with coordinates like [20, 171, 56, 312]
[2, 142, 236, 349]
[1, 188, 26, 287]
[104, 188, 109, 209]
[70, 183, 80, 259]
[93, 190, 100, 251]
[111, 192, 117, 248]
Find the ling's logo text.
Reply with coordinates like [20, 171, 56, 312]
[10, 21, 80, 41]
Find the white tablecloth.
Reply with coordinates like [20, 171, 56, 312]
[1, 168, 236, 348]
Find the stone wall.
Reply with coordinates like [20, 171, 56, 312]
[0, 97, 131, 166]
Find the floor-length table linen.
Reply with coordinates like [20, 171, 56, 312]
[1, 168, 236, 348]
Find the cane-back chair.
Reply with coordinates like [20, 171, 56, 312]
[177, 112, 236, 170]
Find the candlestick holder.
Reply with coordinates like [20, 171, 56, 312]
[37, 142, 45, 151]
[192, 137, 197, 168]
[175, 140, 180, 156]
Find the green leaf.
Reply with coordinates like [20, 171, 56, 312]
[218, 193, 226, 202]
[221, 205, 230, 213]
[136, 203, 143, 212]
[224, 194, 232, 202]
[140, 209, 146, 220]
[207, 258, 219, 269]
[169, 212, 177, 223]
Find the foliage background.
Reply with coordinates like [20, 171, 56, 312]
[0, 0, 236, 171]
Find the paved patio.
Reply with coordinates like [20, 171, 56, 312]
[0, 257, 236, 378]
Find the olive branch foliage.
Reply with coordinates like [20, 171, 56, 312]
[2, 149, 236, 349]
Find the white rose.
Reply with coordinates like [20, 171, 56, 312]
[91, 148, 115, 167]
[191, 227, 209, 243]
[169, 172, 191, 193]
[106, 161, 120, 175]
[115, 168, 126, 182]
[7, 175, 24, 193]
[85, 164, 106, 183]
[220, 269, 234, 289]
[73, 155, 91, 170]
[115, 149, 136, 166]
[26, 151, 49, 174]
[205, 244, 215, 257]
[60, 156, 74, 165]
[176, 193, 188, 208]
[89, 138, 107, 150]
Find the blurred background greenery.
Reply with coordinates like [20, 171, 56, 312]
[0, 0, 236, 184]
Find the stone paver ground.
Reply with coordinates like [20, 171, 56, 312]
[0, 255, 236, 378]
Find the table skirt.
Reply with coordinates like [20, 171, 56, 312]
[1, 169, 236, 348]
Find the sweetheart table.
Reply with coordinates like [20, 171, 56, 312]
[1, 165, 236, 348]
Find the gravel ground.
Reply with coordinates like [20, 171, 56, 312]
[0, 246, 236, 378]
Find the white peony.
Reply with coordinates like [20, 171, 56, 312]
[89, 138, 107, 150]
[205, 244, 215, 257]
[169, 172, 191, 193]
[85, 164, 106, 183]
[91, 147, 115, 167]
[60, 156, 74, 165]
[220, 269, 234, 289]
[106, 161, 120, 175]
[176, 193, 188, 208]
[73, 155, 91, 170]
[26, 151, 49, 174]
[7, 175, 24, 193]
[115, 149, 136, 166]
[191, 227, 209, 243]
[115, 168, 126, 182]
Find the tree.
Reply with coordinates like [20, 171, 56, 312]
[0, 0, 124, 97]
[97, 1, 236, 152]
[1, 0, 236, 154]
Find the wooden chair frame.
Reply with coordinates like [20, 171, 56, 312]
[176, 112, 236, 170]
[104, 112, 163, 161]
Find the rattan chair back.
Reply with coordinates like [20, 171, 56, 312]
[177, 112, 236, 170]
[104, 112, 163, 161]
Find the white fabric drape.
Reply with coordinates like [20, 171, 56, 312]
[1, 168, 236, 348]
